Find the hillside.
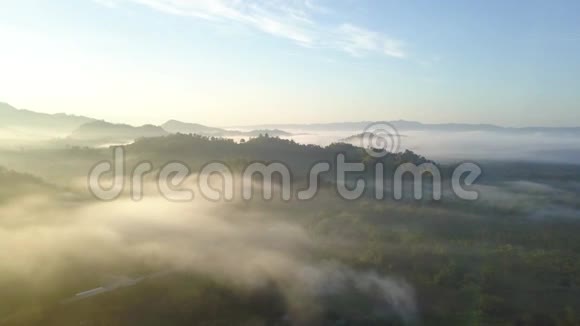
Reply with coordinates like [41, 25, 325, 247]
[0, 102, 94, 136]
[69, 121, 169, 142]
[161, 120, 227, 136]
[124, 133, 430, 177]
[162, 120, 293, 137]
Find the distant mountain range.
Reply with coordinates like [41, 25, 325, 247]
[0, 102, 94, 136]
[69, 121, 169, 141]
[0, 103, 293, 145]
[161, 120, 227, 136]
[68, 120, 291, 143]
[2, 102, 580, 148]
[232, 120, 580, 135]
[161, 120, 292, 137]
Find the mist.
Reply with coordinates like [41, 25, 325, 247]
[0, 191, 417, 324]
[263, 129, 580, 164]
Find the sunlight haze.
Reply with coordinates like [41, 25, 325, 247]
[1, 0, 579, 126]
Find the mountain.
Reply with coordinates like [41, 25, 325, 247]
[161, 120, 229, 136]
[161, 120, 293, 137]
[125, 133, 430, 177]
[0, 103, 294, 147]
[69, 121, 168, 142]
[0, 102, 94, 136]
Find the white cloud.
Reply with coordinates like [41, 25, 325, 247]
[336, 23, 405, 58]
[92, 0, 406, 58]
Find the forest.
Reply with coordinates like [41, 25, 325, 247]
[1, 135, 579, 325]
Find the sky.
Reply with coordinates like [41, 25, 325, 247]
[0, 0, 579, 127]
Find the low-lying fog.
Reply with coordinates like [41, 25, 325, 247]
[2, 123, 579, 165]
[0, 192, 417, 323]
[228, 128, 580, 164]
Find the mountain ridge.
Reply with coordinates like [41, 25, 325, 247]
[162, 119, 293, 137]
[226, 120, 580, 134]
[2, 102, 579, 140]
[0, 102, 95, 135]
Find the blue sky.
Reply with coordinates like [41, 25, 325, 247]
[0, 0, 579, 126]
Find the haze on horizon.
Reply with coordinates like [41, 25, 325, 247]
[1, 0, 580, 127]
